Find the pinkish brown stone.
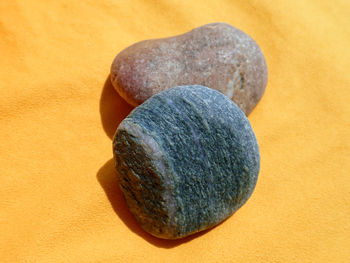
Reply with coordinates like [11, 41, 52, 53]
[110, 23, 268, 115]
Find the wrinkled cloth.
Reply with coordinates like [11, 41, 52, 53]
[1, 1, 349, 262]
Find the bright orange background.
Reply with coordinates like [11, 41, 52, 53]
[1, 1, 349, 262]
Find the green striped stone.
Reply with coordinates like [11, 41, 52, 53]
[113, 85, 260, 239]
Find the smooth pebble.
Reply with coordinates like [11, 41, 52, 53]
[113, 85, 260, 239]
[111, 23, 268, 115]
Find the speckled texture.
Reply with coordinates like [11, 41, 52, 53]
[111, 23, 268, 115]
[113, 85, 260, 239]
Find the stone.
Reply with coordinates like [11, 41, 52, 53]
[113, 85, 260, 239]
[111, 22, 267, 115]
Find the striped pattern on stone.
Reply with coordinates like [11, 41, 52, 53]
[113, 85, 260, 239]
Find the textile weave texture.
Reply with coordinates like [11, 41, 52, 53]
[1, 1, 349, 262]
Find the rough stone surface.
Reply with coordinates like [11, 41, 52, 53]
[113, 85, 260, 239]
[111, 22, 268, 115]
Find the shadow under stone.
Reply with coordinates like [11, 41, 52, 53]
[99, 75, 133, 140]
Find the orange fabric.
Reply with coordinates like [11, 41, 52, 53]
[1, 1, 349, 262]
